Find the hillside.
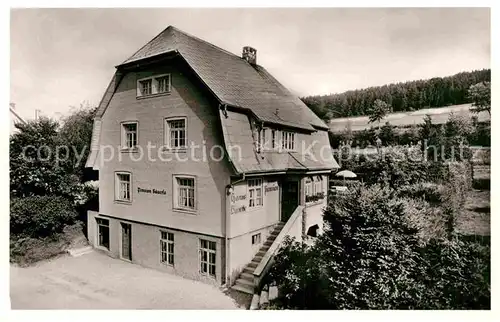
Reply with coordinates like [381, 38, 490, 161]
[301, 69, 491, 120]
[329, 103, 491, 133]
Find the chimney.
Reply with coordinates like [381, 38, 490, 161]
[242, 46, 257, 65]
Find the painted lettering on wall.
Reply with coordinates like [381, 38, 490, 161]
[265, 181, 279, 193]
[230, 193, 247, 214]
[231, 205, 246, 214]
[137, 187, 167, 195]
[231, 194, 246, 203]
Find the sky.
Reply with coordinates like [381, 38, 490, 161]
[10, 8, 490, 121]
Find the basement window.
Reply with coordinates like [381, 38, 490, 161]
[200, 239, 216, 277]
[251, 233, 261, 245]
[96, 218, 110, 249]
[160, 231, 175, 266]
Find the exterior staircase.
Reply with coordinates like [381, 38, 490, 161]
[231, 222, 285, 294]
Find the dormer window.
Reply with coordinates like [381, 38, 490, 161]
[137, 74, 171, 97]
[281, 131, 296, 151]
[258, 127, 297, 152]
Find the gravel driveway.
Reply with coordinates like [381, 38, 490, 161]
[10, 251, 240, 309]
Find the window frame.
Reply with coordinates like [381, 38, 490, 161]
[248, 178, 264, 209]
[96, 217, 110, 250]
[313, 175, 323, 195]
[155, 75, 171, 94]
[136, 73, 172, 98]
[199, 239, 217, 278]
[172, 174, 197, 213]
[115, 171, 132, 203]
[160, 230, 175, 266]
[251, 233, 261, 245]
[164, 117, 187, 151]
[281, 131, 296, 151]
[305, 175, 325, 204]
[120, 121, 138, 150]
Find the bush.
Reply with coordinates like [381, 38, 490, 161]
[269, 185, 490, 309]
[10, 196, 77, 238]
[418, 238, 490, 309]
[398, 183, 444, 204]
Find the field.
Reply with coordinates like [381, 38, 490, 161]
[329, 104, 490, 133]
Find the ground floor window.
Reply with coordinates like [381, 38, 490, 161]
[248, 178, 263, 208]
[305, 175, 325, 203]
[160, 231, 175, 266]
[96, 218, 110, 249]
[200, 239, 216, 277]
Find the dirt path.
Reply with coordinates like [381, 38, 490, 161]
[10, 251, 240, 309]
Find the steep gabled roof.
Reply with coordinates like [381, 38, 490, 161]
[118, 26, 328, 131]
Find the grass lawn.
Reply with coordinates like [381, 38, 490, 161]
[10, 223, 88, 267]
[457, 189, 490, 237]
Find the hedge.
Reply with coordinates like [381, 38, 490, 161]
[10, 195, 78, 238]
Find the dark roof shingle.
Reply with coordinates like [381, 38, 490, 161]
[120, 26, 328, 131]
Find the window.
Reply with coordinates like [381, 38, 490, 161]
[121, 122, 138, 149]
[165, 118, 187, 149]
[200, 239, 216, 277]
[313, 175, 323, 195]
[281, 131, 295, 151]
[156, 75, 171, 93]
[271, 130, 276, 149]
[248, 178, 263, 208]
[174, 176, 196, 211]
[252, 233, 261, 245]
[305, 175, 325, 203]
[160, 231, 175, 266]
[137, 74, 171, 97]
[115, 172, 131, 202]
[305, 177, 312, 197]
[139, 79, 152, 96]
[96, 218, 110, 249]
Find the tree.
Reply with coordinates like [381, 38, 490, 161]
[58, 104, 97, 181]
[379, 121, 397, 146]
[301, 69, 491, 118]
[10, 116, 83, 202]
[468, 81, 491, 115]
[269, 185, 490, 309]
[368, 99, 391, 129]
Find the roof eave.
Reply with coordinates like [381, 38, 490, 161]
[116, 49, 180, 70]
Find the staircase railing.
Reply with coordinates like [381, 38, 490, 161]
[253, 205, 305, 287]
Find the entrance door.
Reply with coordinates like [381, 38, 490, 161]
[121, 223, 132, 261]
[281, 181, 299, 222]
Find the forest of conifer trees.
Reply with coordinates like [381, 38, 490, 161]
[301, 69, 491, 120]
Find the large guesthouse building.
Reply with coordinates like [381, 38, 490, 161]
[86, 26, 339, 294]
